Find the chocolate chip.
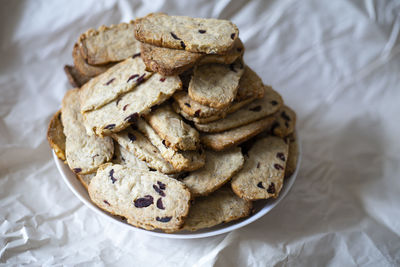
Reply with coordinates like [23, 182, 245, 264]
[270, 100, 278, 106]
[156, 216, 172, 222]
[162, 140, 167, 147]
[170, 32, 181, 40]
[109, 169, 117, 183]
[180, 41, 186, 49]
[281, 111, 291, 121]
[257, 162, 260, 168]
[160, 77, 166, 82]
[128, 133, 136, 142]
[276, 152, 285, 161]
[249, 106, 262, 112]
[127, 74, 139, 83]
[156, 198, 165, 210]
[134, 195, 154, 208]
[73, 168, 82, 173]
[104, 124, 116, 130]
[105, 78, 115, 85]
[231, 33, 235, 39]
[184, 102, 191, 108]
[176, 172, 189, 180]
[157, 181, 166, 190]
[103, 200, 110, 206]
[229, 63, 236, 72]
[132, 53, 141, 59]
[198, 29, 206, 33]
[274, 164, 284, 170]
[124, 112, 139, 123]
[136, 74, 146, 84]
[123, 104, 129, 111]
[267, 183, 275, 194]
[257, 182, 264, 189]
[153, 184, 166, 197]
[194, 110, 201, 117]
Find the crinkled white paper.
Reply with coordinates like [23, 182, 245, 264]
[1, 0, 400, 266]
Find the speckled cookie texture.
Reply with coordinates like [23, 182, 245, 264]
[64, 65, 90, 88]
[88, 163, 191, 232]
[82, 73, 182, 136]
[136, 119, 205, 172]
[78, 21, 141, 65]
[182, 186, 252, 231]
[112, 143, 149, 171]
[134, 13, 239, 54]
[140, 38, 244, 76]
[73, 43, 115, 78]
[195, 86, 283, 133]
[188, 60, 244, 109]
[201, 116, 276, 151]
[79, 56, 153, 112]
[61, 89, 114, 174]
[111, 126, 178, 174]
[271, 105, 297, 138]
[231, 136, 289, 200]
[145, 105, 199, 151]
[182, 148, 244, 197]
[47, 110, 66, 161]
[285, 132, 298, 178]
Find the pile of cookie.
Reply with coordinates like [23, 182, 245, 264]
[48, 13, 299, 233]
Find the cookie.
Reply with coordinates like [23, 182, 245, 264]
[271, 105, 297, 138]
[182, 186, 252, 231]
[285, 132, 299, 178]
[88, 163, 191, 232]
[195, 86, 283, 133]
[136, 119, 205, 172]
[64, 65, 90, 88]
[73, 43, 115, 78]
[112, 143, 150, 171]
[201, 116, 276, 151]
[145, 105, 200, 151]
[111, 127, 177, 174]
[236, 66, 265, 101]
[79, 56, 153, 113]
[78, 21, 141, 65]
[61, 89, 114, 174]
[82, 73, 181, 136]
[172, 96, 256, 124]
[47, 110, 66, 161]
[231, 136, 288, 200]
[188, 60, 244, 109]
[134, 13, 238, 54]
[182, 148, 244, 197]
[140, 38, 244, 76]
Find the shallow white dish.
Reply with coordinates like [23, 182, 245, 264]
[54, 136, 301, 239]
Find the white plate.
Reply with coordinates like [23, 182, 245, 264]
[54, 136, 301, 239]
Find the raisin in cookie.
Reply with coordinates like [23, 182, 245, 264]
[182, 148, 244, 197]
[88, 163, 191, 232]
[231, 136, 288, 200]
[134, 13, 238, 54]
[182, 186, 252, 231]
[82, 73, 181, 136]
[145, 104, 200, 151]
[78, 21, 141, 65]
[188, 60, 244, 109]
[61, 89, 114, 174]
[47, 110, 66, 161]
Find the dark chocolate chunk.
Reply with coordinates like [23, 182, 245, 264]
[156, 198, 165, 210]
[231, 33, 235, 39]
[123, 104, 129, 111]
[156, 216, 172, 223]
[160, 77, 166, 82]
[116, 97, 122, 106]
[270, 100, 278, 106]
[134, 195, 154, 208]
[194, 110, 201, 117]
[136, 73, 146, 84]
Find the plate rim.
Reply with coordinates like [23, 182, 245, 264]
[54, 134, 301, 239]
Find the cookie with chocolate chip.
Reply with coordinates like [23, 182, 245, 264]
[134, 13, 238, 54]
[88, 163, 191, 232]
[231, 136, 288, 200]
